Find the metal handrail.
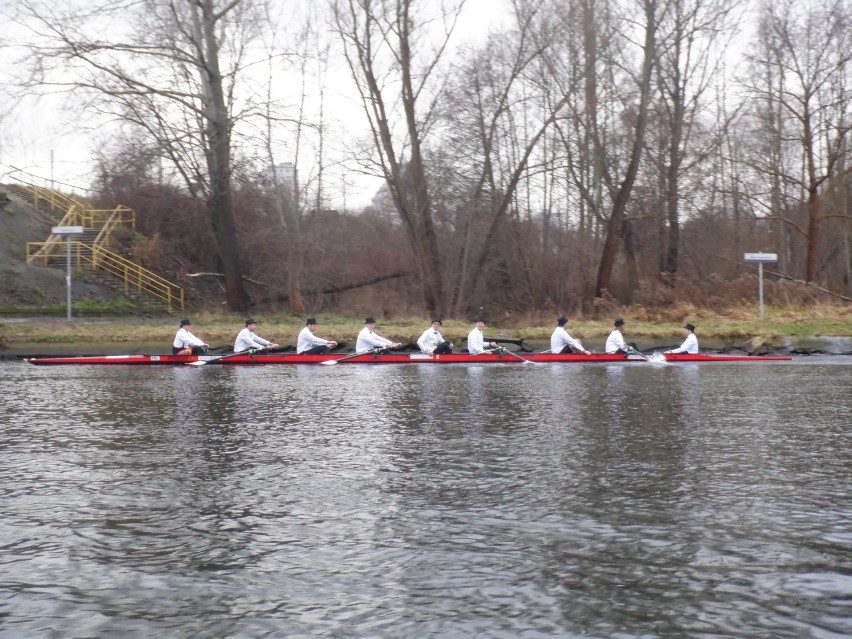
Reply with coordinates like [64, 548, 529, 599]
[18, 184, 87, 219]
[27, 207, 95, 262]
[25, 241, 185, 313]
[15, 175, 180, 311]
[93, 209, 132, 247]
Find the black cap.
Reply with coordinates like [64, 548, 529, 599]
[365, 317, 376, 324]
[306, 318, 317, 325]
[246, 318, 256, 326]
[180, 319, 191, 327]
[557, 316, 568, 326]
[475, 316, 486, 323]
[614, 318, 625, 327]
[684, 323, 695, 332]
[431, 317, 442, 325]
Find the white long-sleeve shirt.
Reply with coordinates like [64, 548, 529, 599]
[417, 327, 445, 354]
[234, 327, 272, 353]
[173, 327, 205, 349]
[670, 332, 699, 354]
[467, 327, 494, 354]
[550, 326, 586, 354]
[297, 326, 331, 354]
[605, 329, 626, 354]
[356, 326, 394, 353]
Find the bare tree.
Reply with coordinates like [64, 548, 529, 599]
[650, 0, 738, 281]
[539, 0, 662, 303]
[15, 0, 260, 311]
[744, 0, 852, 284]
[439, 1, 577, 315]
[332, 0, 577, 315]
[331, 0, 465, 315]
[255, 5, 333, 316]
[594, 0, 660, 299]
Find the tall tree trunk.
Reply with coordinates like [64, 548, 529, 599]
[803, 111, 821, 283]
[595, 0, 657, 298]
[805, 189, 821, 283]
[622, 217, 640, 300]
[197, 0, 249, 312]
[663, 153, 681, 277]
[287, 241, 305, 316]
[334, 0, 447, 315]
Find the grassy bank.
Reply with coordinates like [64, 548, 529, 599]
[1, 304, 849, 348]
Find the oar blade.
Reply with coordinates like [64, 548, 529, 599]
[500, 347, 538, 365]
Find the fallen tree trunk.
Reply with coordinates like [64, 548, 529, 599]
[263, 270, 412, 304]
[187, 270, 413, 304]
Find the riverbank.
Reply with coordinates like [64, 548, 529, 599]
[2, 306, 850, 356]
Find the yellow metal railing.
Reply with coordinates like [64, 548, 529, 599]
[17, 183, 87, 220]
[13, 170, 182, 311]
[27, 207, 92, 263]
[26, 241, 185, 313]
[92, 206, 136, 246]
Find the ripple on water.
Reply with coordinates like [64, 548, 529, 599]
[0, 359, 850, 638]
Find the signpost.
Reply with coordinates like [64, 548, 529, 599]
[744, 252, 778, 319]
[52, 226, 85, 320]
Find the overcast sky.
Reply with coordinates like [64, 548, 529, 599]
[0, 0, 507, 209]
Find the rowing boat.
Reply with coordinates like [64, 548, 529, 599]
[23, 351, 790, 365]
[25, 352, 644, 365]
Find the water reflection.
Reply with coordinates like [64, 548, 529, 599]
[0, 359, 850, 638]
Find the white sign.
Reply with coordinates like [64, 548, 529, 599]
[51, 225, 85, 235]
[744, 252, 778, 263]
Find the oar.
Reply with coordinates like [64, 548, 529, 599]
[319, 348, 380, 366]
[498, 347, 537, 365]
[624, 345, 648, 361]
[185, 348, 262, 366]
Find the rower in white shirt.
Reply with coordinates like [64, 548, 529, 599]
[467, 316, 498, 354]
[550, 316, 590, 354]
[173, 318, 209, 355]
[417, 318, 453, 355]
[356, 317, 401, 353]
[665, 323, 699, 354]
[605, 318, 640, 354]
[234, 318, 279, 353]
[296, 318, 337, 355]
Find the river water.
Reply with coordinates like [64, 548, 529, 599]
[1, 357, 850, 638]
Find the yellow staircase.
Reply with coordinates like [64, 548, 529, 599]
[16, 179, 185, 313]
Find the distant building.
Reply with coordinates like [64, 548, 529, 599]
[267, 162, 298, 191]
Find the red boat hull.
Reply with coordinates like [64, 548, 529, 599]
[24, 351, 791, 365]
[25, 352, 645, 365]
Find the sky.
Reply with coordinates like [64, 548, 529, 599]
[0, 0, 508, 209]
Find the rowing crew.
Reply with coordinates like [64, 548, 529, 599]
[300, 316, 452, 355]
[602, 317, 697, 355]
[297, 316, 406, 355]
[172, 315, 700, 357]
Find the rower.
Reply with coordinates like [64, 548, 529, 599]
[417, 317, 453, 355]
[550, 316, 591, 355]
[605, 318, 640, 355]
[356, 317, 401, 353]
[234, 318, 279, 354]
[173, 319, 209, 355]
[297, 318, 337, 355]
[665, 323, 699, 355]
[467, 316, 498, 354]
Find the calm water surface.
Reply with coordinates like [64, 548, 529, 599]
[1, 358, 850, 638]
